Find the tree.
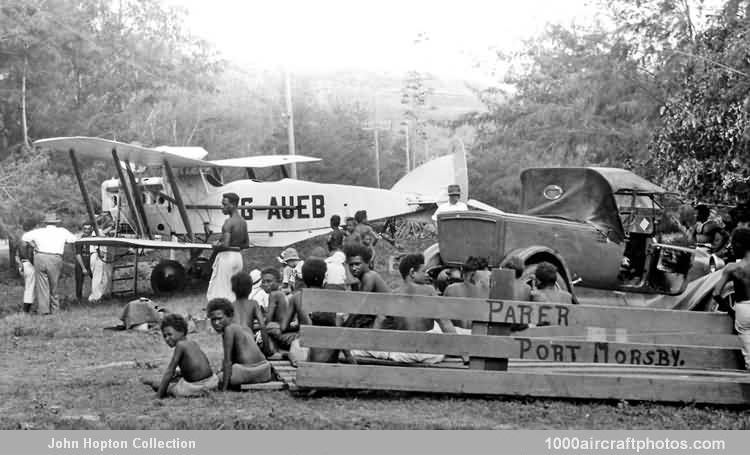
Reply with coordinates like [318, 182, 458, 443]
[457, 23, 661, 209]
[648, 1, 750, 202]
[0, 0, 224, 234]
[260, 78, 378, 186]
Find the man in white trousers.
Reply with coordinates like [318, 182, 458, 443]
[206, 193, 249, 302]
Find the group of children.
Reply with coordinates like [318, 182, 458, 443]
[143, 212, 379, 398]
[145, 210, 575, 398]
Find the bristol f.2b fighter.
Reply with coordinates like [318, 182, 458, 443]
[33, 136, 468, 292]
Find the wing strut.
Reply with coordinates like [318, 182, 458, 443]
[162, 159, 194, 241]
[68, 149, 102, 237]
[124, 160, 152, 239]
[111, 149, 144, 238]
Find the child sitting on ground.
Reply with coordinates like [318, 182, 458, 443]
[297, 258, 356, 364]
[530, 262, 573, 304]
[142, 314, 218, 398]
[343, 243, 390, 329]
[503, 256, 532, 301]
[231, 271, 268, 344]
[207, 298, 273, 390]
[260, 267, 295, 356]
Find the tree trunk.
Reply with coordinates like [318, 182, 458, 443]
[21, 55, 30, 149]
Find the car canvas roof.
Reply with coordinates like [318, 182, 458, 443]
[519, 167, 665, 243]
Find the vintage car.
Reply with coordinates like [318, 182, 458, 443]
[426, 167, 724, 310]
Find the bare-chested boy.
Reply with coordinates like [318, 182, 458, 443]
[714, 227, 750, 370]
[260, 267, 297, 355]
[358, 254, 461, 364]
[231, 271, 267, 342]
[142, 314, 218, 398]
[302, 258, 340, 362]
[341, 243, 392, 332]
[530, 262, 573, 304]
[346, 244, 389, 293]
[207, 192, 249, 302]
[442, 256, 488, 330]
[207, 298, 272, 390]
[503, 256, 532, 301]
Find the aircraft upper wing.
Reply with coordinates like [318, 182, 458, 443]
[76, 237, 213, 250]
[153, 145, 208, 161]
[208, 155, 321, 168]
[35, 137, 213, 168]
[34, 136, 320, 169]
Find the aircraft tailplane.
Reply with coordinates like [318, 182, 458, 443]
[390, 138, 469, 202]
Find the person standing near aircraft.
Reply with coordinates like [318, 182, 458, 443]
[75, 223, 94, 301]
[15, 219, 37, 313]
[22, 213, 84, 315]
[432, 184, 469, 223]
[353, 210, 379, 247]
[207, 193, 248, 302]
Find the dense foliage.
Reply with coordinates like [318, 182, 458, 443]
[3, 0, 750, 237]
[457, 0, 750, 210]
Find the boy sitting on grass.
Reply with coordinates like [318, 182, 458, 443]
[342, 243, 390, 329]
[207, 298, 273, 390]
[231, 271, 267, 340]
[530, 262, 573, 304]
[142, 314, 218, 398]
[261, 267, 297, 355]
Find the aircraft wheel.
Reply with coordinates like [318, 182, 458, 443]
[150, 260, 186, 294]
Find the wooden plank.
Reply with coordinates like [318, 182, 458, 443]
[299, 326, 743, 370]
[507, 360, 748, 374]
[301, 289, 733, 334]
[471, 269, 514, 371]
[240, 381, 287, 391]
[515, 326, 743, 348]
[353, 356, 468, 369]
[296, 363, 750, 405]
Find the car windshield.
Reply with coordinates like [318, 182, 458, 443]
[614, 193, 662, 211]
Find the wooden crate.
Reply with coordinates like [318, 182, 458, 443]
[296, 271, 749, 404]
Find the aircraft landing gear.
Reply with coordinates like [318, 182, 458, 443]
[150, 260, 186, 293]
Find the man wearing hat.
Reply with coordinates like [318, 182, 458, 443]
[21, 213, 83, 314]
[248, 269, 269, 311]
[432, 184, 469, 222]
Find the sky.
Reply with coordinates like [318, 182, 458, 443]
[165, 0, 601, 83]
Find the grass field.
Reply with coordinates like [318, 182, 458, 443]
[1, 237, 749, 429]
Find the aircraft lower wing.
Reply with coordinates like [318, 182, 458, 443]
[467, 198, 505, 214]
[76, 237, 213, 250]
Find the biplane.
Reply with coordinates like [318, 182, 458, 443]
[33, 136, 469, 292]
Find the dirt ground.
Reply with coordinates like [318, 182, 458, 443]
[1, 236, 749, 429]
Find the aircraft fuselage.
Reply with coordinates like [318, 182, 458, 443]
[102, 174, 426, 247]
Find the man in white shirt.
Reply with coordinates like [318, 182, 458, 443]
[324, 230, 348, 289]
[248, 269, 269, 310]
[432, 184, 469, 222]
[21, 213, 84, 315]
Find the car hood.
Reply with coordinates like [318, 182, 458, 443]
[520, 168, 667, 244]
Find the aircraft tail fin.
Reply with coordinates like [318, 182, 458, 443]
[390, 138, 469, 202]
